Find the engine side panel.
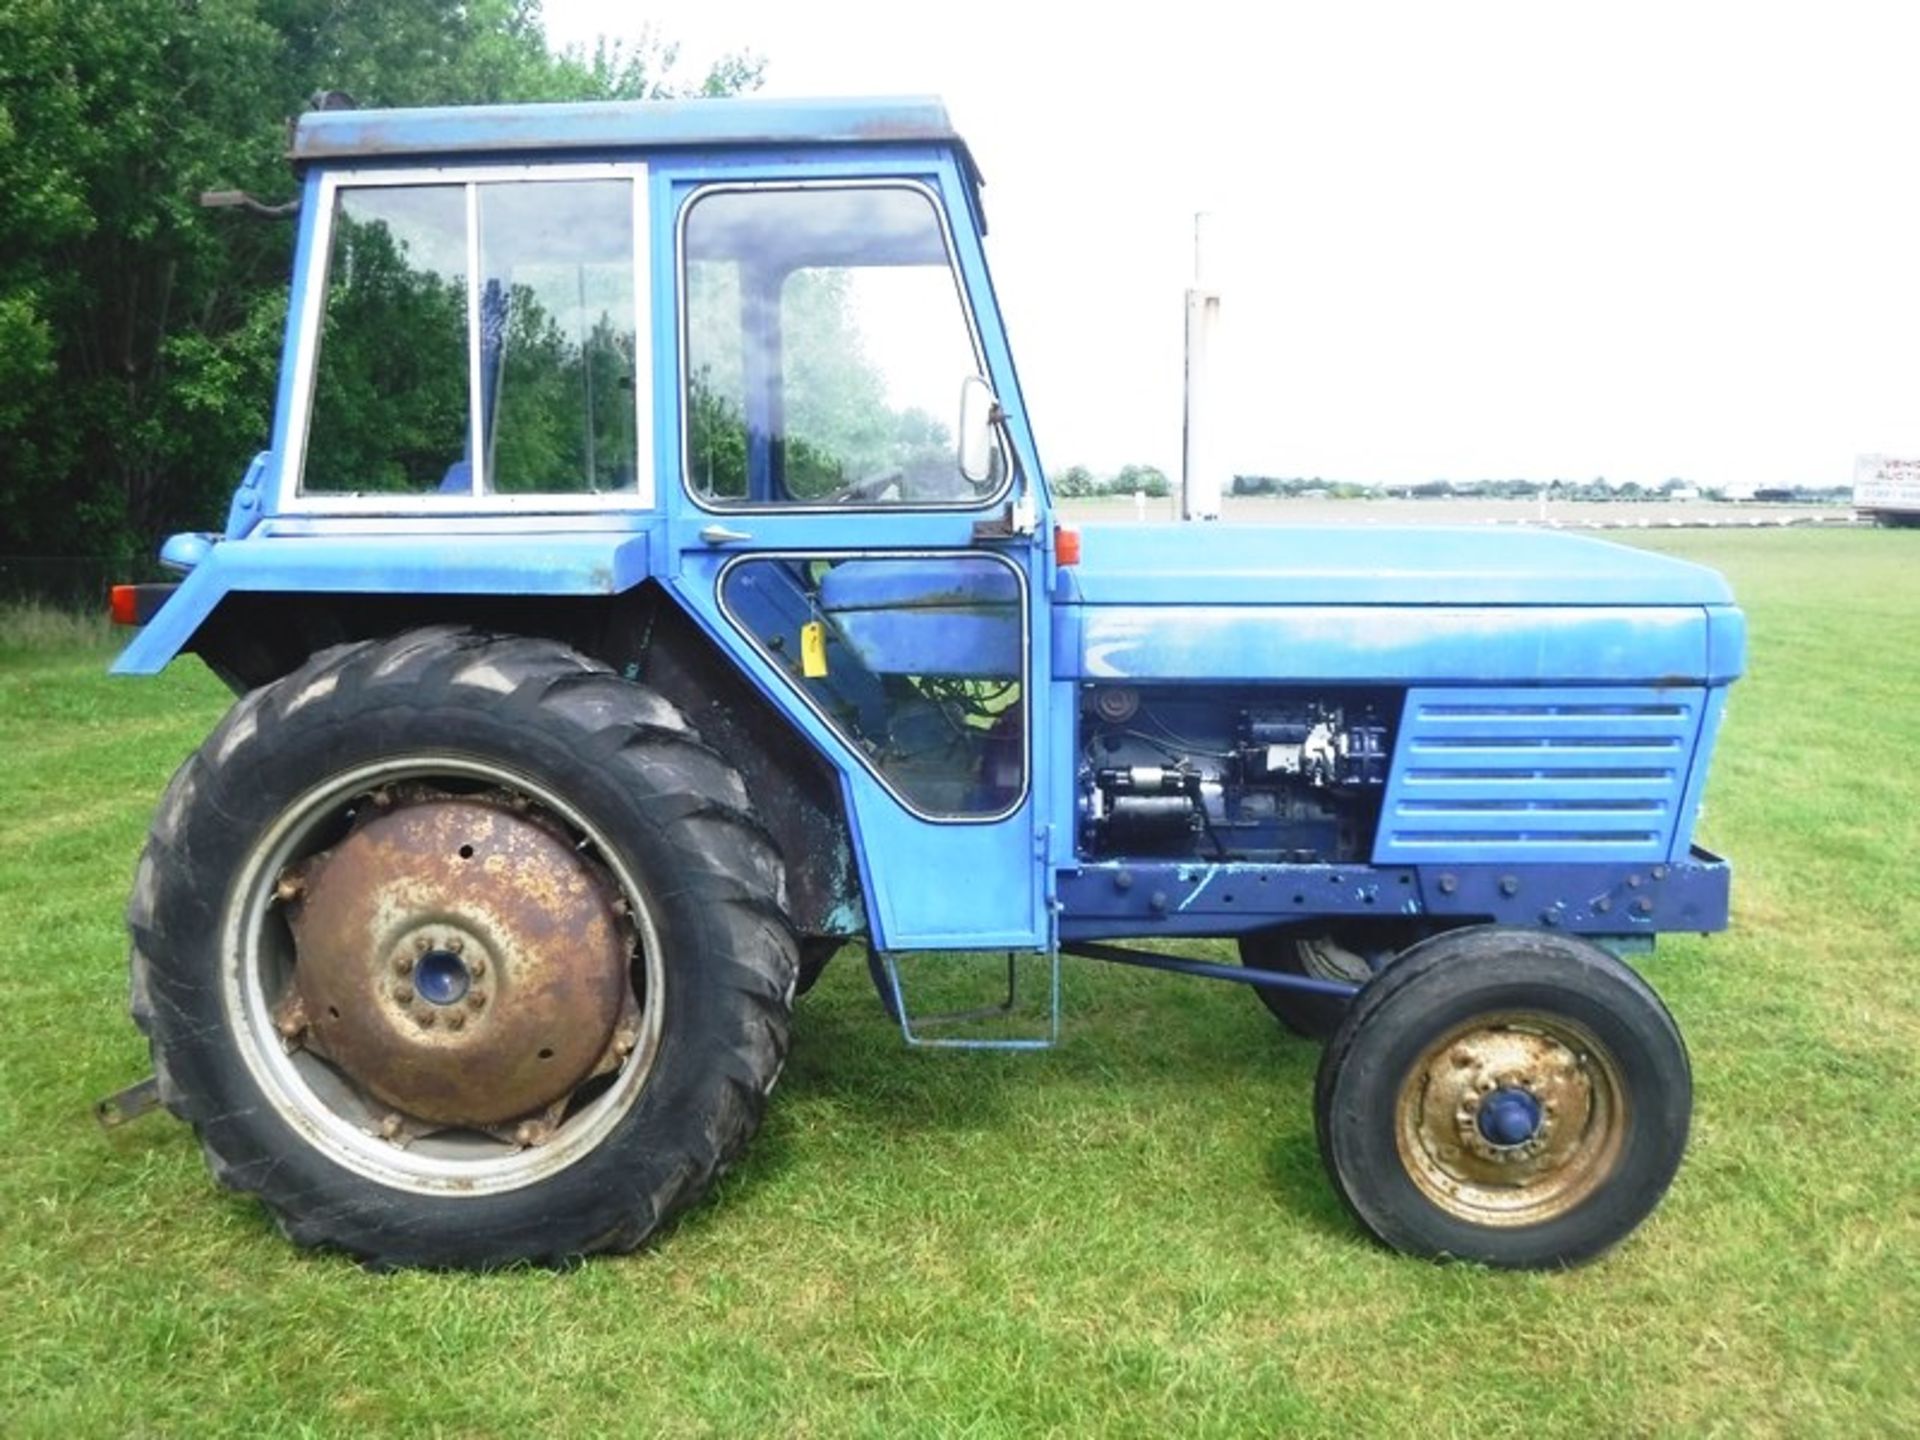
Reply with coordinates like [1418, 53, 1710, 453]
[1371, 686, 1709, 865]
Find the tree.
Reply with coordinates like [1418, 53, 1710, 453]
[1051, 464, 1096, 497]
[0, 0, 758, 568]
[1114, 463, 1170, 498]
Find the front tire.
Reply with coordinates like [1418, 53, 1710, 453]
[1239, 926, 1404, 1039]
[1314, 927, 1691, 1268]
[128, 628, 797, 1268]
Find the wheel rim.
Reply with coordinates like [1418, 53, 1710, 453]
[1394, 1011, 1627, 1228]
[222, 755, 666, 1198]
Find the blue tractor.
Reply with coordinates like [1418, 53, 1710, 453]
[110, 97, 1742, 1269]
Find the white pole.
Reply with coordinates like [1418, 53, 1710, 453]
[1182, 213, 1223, 521]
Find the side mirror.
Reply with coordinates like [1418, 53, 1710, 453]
[958, 375, 1000, 486]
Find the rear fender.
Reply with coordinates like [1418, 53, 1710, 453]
[112, 530, 655, 677]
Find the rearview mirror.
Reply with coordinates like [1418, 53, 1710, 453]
[958, 375, 999, 486]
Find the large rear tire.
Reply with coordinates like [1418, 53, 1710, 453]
[128, 628, 797, 1268]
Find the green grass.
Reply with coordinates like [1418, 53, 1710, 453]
[1, 529, 1915, 1436]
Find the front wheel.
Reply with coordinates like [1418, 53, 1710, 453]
[1238, 927, 1393, 1039]
[129, 628, 797, 1268]
[1314, 927, 1691, 1268]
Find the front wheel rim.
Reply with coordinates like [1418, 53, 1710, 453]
[1394, 1011, 1628, 1228]
[221, 755, 666, 1198]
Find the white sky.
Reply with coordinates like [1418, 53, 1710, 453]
[546, 0, 1920, 493]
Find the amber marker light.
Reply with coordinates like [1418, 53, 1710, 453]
[1054, 525, 1081, 567]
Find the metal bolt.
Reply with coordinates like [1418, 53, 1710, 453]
[1499, 876, 1519, 897]
[1149, 890, 1168, 913]
[1652, 865, 1669, 881]
[466, 954, 486, 977]
[414, 935, 432, 953]
[392, 983, 414, 1004]
[414, 1007, 436, 1028]
[1634, 897, 1654, 916]
[371, 790, 393, 809]
[446, 1011, 466, 1031]
[1594, 896, 1612, 914]
[378, 1114, 404, 1140]
[392, 954, 413, 975]
[467, 991, 487, 1011]
[1114, 870, 1134, 891]
[1438, 874, 1459, 895]
[1452, 1049, 1473, 1068]
[274, 874, 305, 903]
[275, 1013, 304, 1039]
[1540, 909, 1560, 927]
[1627, 873, 1643, 889]
[513, 1122, 541, 1146]
[445, 936, 464, 955]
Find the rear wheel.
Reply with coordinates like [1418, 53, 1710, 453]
[1314, 927, 1691, 1268]
[129, 628, 796, 1268]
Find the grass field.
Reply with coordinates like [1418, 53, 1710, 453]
[1, 530, 1915, 1436]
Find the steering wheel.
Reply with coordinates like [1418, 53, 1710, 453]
[835, 468, 904, 505]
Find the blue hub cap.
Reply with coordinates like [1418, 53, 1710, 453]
[1477, 1087, 1543, 1147]
[414, 949, 472, 1006]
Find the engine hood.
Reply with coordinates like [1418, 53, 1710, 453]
[1057, 524, 1734, 607]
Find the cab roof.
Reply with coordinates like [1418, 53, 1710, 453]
[291, 94, 965, 165]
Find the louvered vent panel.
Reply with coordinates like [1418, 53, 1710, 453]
[1372, 687, 1705, 864]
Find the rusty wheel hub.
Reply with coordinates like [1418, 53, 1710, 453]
[1395, 1014, 1626, 1227]
[280, 791, 635, 1130]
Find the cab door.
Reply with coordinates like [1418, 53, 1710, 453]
[659, 170, 1050, 952]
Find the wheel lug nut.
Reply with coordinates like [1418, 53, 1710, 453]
[514, 1122, 540, 1146]
[466, 955, 485, 977]
[446, 1012, 466, 1031]
[378, 1114, 404, 1140]
[414, 935, 431, 953]
[414, 1007, 436, 1028]
[392, 954, 413, 975]
[445, 937, 464, 955]
[467, 992, 487, 1011]
[392, 984, 414, 1004]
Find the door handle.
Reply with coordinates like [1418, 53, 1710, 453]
[699, 524, 753, 546]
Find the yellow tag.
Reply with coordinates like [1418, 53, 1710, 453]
[800, 621, 828, 678]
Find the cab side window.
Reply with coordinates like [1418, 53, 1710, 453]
[682, 185, 1004, 507]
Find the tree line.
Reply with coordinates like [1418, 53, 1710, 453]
[1050, 464, 1172, 498]
[0, 0, 754, 576]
